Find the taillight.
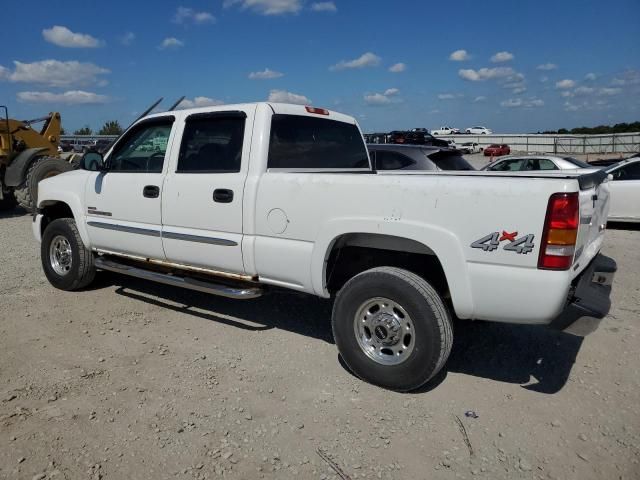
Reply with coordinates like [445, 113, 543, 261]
[538, 192, 579, 270]
[305, 106, 329, 115]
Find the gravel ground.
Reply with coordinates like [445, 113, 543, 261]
[0, 208, 639, 480]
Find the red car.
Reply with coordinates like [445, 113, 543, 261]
[483, 144, 510, 157]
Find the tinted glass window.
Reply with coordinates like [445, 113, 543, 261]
[427, 151, 475, 171]
[611, 162, 640, 181]
[109, 119, 173, 172]
[563, 157, 591, 168]
[268, 114, 369, 169]
[523, 159, 557, 171]
[488, 159, 525, 171]
[375, 150, 418, 170]
[177, 115, 245, 173]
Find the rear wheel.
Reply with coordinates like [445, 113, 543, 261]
[41, 218, 96, 291]
[332, 267, 453, 391]
[14, 157, 73, 210]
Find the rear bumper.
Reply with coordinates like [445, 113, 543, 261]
[550, 253, 617, 336]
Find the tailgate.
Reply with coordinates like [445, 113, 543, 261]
[574, 170, 610, 277]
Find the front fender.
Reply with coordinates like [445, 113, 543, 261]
[37, 171, 91, 248]
[311, 217, 474, 318]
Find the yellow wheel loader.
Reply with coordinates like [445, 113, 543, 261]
[0, 106, 75, 211]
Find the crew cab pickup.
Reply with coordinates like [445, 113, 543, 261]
[431, 126, 457, 135]
[33, 103, 616, 391]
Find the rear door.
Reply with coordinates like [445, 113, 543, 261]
[607, 161, 640, 220]
[160, 108, 253, 274]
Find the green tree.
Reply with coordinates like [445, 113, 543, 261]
[98, 120, 123, 136]
[74, 126, 93, 136]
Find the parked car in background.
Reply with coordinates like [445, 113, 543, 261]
[90, 139, 114, 154]
[432, 126, 456, 135]
[390, 130, 449, 148]
[58, 140, 74, 153]
[466, 126, 492, 135]
[605, 157, 640, 222]
[445, 139, 457, 149]
[367, 144, 475, 171]
[458, 142, 481, 154]
[482, 155, 598, 172]
[410, 127, 429, 134]
[483, 144, 510, 157]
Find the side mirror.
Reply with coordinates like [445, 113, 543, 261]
[80, 151, 106, 171]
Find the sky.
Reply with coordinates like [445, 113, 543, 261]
[0, 0, 639, 134]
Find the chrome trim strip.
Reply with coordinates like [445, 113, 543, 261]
[161, 231, 237, 247]
[87, 209, 113, 217]
[87, 221, 160, 237]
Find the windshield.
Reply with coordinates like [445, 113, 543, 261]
[426, 150, 475, 171]
[563, 157, 592, 168]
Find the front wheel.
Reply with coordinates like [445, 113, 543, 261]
[41, 218, 96, 291]
[332, 267, 453, 391]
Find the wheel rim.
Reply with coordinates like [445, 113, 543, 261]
[49, 234, 73, 276]
[353, 297, 415, 366]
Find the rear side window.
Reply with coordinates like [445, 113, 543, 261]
[375, 150, 419, 170]
[611, 162, 640, 181]
[268, 114, 369, 169]
[488, 159, 525, 171]
[427, 151, 474, 171]
[177, 114, 245, 173]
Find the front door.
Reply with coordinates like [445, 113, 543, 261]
[608, 161, 640, 220]
[161, 110, 251, 274]
[84, 117, 176, 259]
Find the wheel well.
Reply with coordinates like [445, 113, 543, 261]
[325, 234, 449, 298]
[39, 201, 74, 235]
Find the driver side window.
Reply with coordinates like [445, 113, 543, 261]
[108, 119, 174, 173]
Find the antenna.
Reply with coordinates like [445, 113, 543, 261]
[168, 96, 186, 111]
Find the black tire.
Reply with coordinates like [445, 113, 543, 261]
[14, 157, 73, 210]
[0, 190, 17, 211]
[41, 218, 96, 291]
[332, 267, 453, 392]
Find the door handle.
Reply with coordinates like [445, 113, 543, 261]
[143, 185, 160, 198]
[213, 189, 234, 203]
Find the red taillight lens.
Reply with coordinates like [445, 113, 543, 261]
[305, 106, 329, 115]
[538, 192, 579, 270]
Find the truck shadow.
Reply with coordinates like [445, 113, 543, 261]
[98, 272, 584, 394]
[0, 206, 29, 219]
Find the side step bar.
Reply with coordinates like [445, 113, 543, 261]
[94, 256, 263, 299]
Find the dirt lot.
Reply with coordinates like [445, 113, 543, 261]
[1, 210, 639, 480]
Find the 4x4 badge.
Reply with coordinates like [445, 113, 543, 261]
[471, 231, 535, 254]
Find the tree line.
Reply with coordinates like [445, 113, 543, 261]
[60, 120, 124, 136]
[539, 121, 640, 135]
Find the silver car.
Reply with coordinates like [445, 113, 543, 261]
[482, 155, 598, 172]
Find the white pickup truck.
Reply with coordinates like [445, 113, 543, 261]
[33, 103, 616, 391]
[431, 126, 457, 135]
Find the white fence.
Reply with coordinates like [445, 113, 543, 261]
[366, 132, 640, 155]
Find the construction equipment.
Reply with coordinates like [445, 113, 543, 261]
[0, 106, 74, 210]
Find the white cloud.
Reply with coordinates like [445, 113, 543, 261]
[268, 89, 311, 105]
[458, 67, 515, 81]
[599, 87, 622, 96]
[449, 49, 470, 61]
[610, 70, 640, 86]
[364, 88, 402, 106]
[17, 90, 109, 105]
[491, 51, 514, 63]
[177, 96, 225, 109]
[574, 86, 594, 96]
[564, 101, 580, 112]
[584, 72, 597, 81]
[560, 91, 573, 98]
[555, 79, 576, 89]
[536, 63, 557, 71]
[223, 0, 302, 15]
[159, 37, 185, 49]
[311, 2, 336, 12]
[0, 65, 9, 79]
[42, 26, 102, 48]
[540, 76, 549, 83]
[438, 93, 456, 100]
[500, 97, 544, 108]
[174, 7, 216, 24]
[248, 68, 284, 80]
[330, 52, 380, 71]
[473, 96, 487, 103]
[7, 60, 109, 87]
[119, 32, 135, 46]
[388, 62, 406, 73]
[512, 87, 527, 94]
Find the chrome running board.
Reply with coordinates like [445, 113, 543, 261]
[94, 256, 263, 300]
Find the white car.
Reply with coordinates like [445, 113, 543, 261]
[33, 102, 615, 391]
[606, 157, 640, 222]
[466, 126, 492, 135]
[431, 126, 455, 135]
[482, 155, 599, 172]
[458, 142, 481, 154]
